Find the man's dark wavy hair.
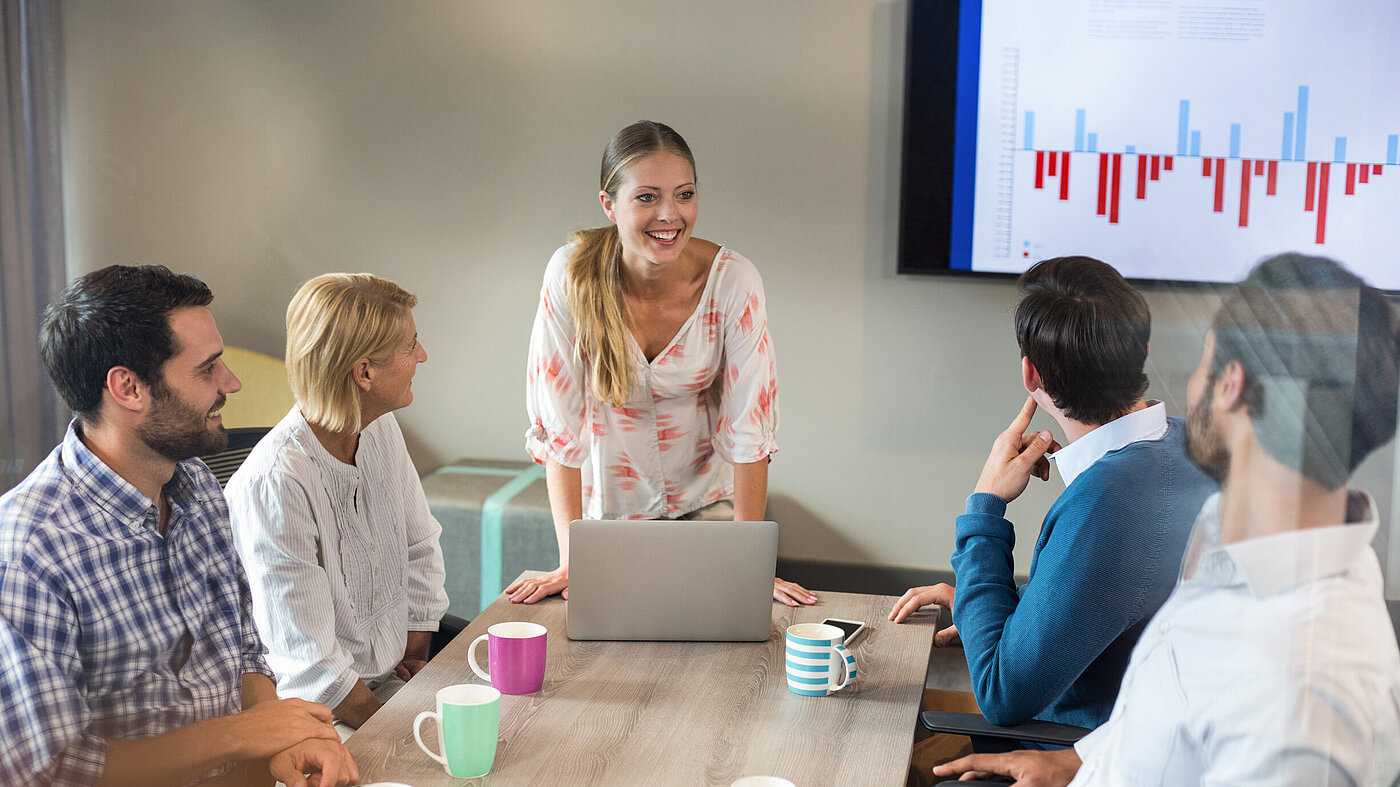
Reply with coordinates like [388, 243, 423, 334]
[40, 264, 213, 423]
[1014, 256, 1151, 425]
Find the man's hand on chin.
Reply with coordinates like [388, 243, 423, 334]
[974, 396, 1060, 503]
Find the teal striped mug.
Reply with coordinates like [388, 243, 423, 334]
[785, 623, 857, 696]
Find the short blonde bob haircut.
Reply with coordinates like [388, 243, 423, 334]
[286, 273, 417, 434]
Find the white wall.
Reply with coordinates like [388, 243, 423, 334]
[60, 0, 1396, 584]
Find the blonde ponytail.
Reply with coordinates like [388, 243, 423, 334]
[566, 225, 632, 407]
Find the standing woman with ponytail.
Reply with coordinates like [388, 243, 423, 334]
[508, 121, 818, 607]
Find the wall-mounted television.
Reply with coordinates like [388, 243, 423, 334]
[897, 0, 1400, 291]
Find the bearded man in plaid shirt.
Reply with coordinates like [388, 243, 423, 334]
[0, 265, 358, 786]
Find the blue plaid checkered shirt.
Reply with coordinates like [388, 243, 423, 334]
[0, 424, 272, 785]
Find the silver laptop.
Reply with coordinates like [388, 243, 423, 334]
[566, 519, 778, 641]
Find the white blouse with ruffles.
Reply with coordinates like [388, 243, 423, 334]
[525, 244, 779, 519]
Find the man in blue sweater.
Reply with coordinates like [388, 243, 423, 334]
[891, 257, 1215, 754]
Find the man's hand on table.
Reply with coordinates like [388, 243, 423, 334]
[269, 738, 360, 787]
[888, 583, 961, 646]
[932, 747, 1081, 787]
[220, 698, 339, 761]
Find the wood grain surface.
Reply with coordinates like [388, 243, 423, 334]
[346, 572, 938, 786]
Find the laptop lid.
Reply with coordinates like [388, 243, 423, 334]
[566, 519, 778, 642]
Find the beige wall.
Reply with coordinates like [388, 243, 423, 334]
[60, 0, 1397, 584]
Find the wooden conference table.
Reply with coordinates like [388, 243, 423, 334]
[347, 572, 939, 786]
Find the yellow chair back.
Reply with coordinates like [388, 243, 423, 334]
[220, 346, 295, 428]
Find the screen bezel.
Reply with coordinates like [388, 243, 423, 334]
[895, 0, 1239, 293]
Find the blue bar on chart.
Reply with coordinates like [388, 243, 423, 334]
[1125, 145, 1136, 154]
[1334, 137, 1346, 163]
[1075, 109, 1086, 152]
[1388, 135, 1398, 165]
[1177, 100, 1190, 157]
[1190, 130, 1202, 157]
[1229, 124, 1242, 159]
[1087, 133, 1098, 153]
[1024, 112, 1034, 150]
[1294, 86, 1309, 161]
[1281, 113, 1295, 161]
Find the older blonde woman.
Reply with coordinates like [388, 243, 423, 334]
[227, 273, 447, 736]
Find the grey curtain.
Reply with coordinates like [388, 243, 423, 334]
[1, 0, 66, 493]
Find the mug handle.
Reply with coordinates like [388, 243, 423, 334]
[829, 644, 856, 691]
[413, 710, 447, 766]
[468, 633, 491, 682]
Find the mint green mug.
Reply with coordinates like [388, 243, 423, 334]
[413, 684, 501, 778]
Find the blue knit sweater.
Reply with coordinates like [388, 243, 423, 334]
[950, 417, 1215, 731]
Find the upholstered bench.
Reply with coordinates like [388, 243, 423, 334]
[421, 458, 557, 617]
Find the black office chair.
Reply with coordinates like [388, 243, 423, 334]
[921, 710, 1089, 753]
[923, 712, 1088, 786]
[199, 427, 273, 487]
[430, 613, 471, 659]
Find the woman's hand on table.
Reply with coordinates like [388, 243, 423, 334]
[506, 566, 569, 604]
[774, 577, 818, 607]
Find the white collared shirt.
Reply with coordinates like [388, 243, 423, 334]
[227, 409, 449, 709]
[1070, 491, 1400, 786]
[1048, 401, 1169, 487]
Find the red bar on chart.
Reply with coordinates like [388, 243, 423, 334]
[1254, 160, 1264, 176]
[1305, 162, 1317, 211]
[1202, 158, 1212, 176]
[1239, 159, 1252, 227]
[1164, 156, 1174, 171]
[1345, 163, 1356, 195]
[1097, 153, 1109, 215]
[1059, 152, 1071, 200]
[1136, 154, 1148, 200]
[1359, 164, 1369, 184]
[1110, 154, 1123, 224]
[1266, 160, 1278, 195]
[1150, 155, 1160, 180]
[1213, 158, 1226, 213]
[1374, 164, 1383, 176]
[1048, 152, 1057, 176]
[1036, 151, 1045, 189]
[1316, 162, 1330, 244]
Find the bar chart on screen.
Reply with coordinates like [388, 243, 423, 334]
[967, 0, 1400, 287]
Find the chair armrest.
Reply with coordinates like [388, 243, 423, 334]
[429, 613, 472, 659]
[921, 710, 1090, 747]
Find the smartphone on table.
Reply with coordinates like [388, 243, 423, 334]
[822, 617, 866, 646]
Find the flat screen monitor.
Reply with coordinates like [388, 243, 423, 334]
[897, 0, 1400, 291]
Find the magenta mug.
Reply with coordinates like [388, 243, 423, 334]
[468, 621, 547, 694]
